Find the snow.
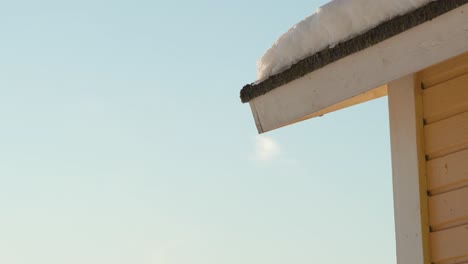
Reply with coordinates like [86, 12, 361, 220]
[256, 0, 434, 81]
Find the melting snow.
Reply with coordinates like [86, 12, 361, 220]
[257, 0, 435, 81]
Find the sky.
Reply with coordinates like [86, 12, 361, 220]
[0, 1, 395, 263]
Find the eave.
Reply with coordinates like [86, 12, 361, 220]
[242, 1, 468, 133]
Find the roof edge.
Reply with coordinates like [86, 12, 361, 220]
[240, 0, 468, 103]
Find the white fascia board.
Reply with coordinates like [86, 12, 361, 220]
[250, 4, 468, 134]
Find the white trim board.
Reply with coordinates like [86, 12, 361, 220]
[250, 4, 468, 134]
[388, 75, 430, 264]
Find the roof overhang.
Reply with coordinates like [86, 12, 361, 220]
[243, 2, 468, 133]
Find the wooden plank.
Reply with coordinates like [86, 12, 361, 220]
[420, 51, 468, 89]
[281, 85, 387, 129]
[427, 148, 468, 195]
[431, 224, 468, 264]
[388, 74, 430, 264]
[425, 112, 468, 159]
[250, 4, 468, 133]
[429, 186, 468, 231]
[423, 73, 468, 124]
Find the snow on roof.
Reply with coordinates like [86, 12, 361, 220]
[257, 0, 434, 81]
[240, 0, 467, 103]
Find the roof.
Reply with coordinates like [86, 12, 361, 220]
[240, 0, 468, 104]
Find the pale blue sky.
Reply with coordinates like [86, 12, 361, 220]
[0, 1, 395, 263]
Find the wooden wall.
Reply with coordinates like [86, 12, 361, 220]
[420, 52, 468, 264]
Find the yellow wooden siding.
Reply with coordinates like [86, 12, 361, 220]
[430, 224, 468, 264]
[425, 112, 468, 159]
[420, 52, 468, 89]
[420, 51, 468, 264]
[427, 148, 468, 195]
[423, 73, 468, 124]
[429, 186, 468, 231]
